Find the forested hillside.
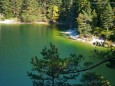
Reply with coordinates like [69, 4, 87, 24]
[0, 0, 115, 41]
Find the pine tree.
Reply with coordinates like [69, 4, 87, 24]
[78, 72, 111, 86]
[21, 0, 38, 22]
[76, 0, 89, 13]
[9, 0, 23, 18]
[28, 43, 83, 86]
[52, 5, 59, 21]
[0, 0, 13, 18]
[91, 0, 113, 30]
[58, 0, 77, 26]
[77, 0, 92, 36]
[28, 44, 115, 86]
[100, 3, 113, 30]
[92, 9, 98, 28]
[77, 12, 92, 36]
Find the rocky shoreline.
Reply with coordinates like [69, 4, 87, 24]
[61, 29, 115, 48]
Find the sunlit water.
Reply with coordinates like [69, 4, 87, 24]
[0, 24, 115, 86]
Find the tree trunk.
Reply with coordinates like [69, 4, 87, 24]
[52, 75, 55, 86]
[107, 27, 109, 32]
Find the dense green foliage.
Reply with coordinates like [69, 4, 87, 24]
[0, 0, 115, 40]
[20, 0, 38, 22]
[76, 0, 114, 40]
[90, 0, 114, 40]
[77, 72, 111, 86]
[0, 0, 23, 18]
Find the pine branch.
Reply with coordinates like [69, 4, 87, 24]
[61, 57, 115, 74]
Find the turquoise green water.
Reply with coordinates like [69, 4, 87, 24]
[0, 24, 114, 86]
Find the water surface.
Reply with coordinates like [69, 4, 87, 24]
[0, 24, 114, 86]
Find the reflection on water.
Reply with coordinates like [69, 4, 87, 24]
[0, 24, 114, 86]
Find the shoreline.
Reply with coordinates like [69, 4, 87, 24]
[69, 36, 115, 48]
[0, 19, 49, 25]
[0, 19, 68, 25]
[1, 19, 115, 48]
[61, 30, 115, 48]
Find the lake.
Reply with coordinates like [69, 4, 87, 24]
[0, 24, 115, 86]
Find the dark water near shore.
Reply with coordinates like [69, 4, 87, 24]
[0, 24, 115, 86]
